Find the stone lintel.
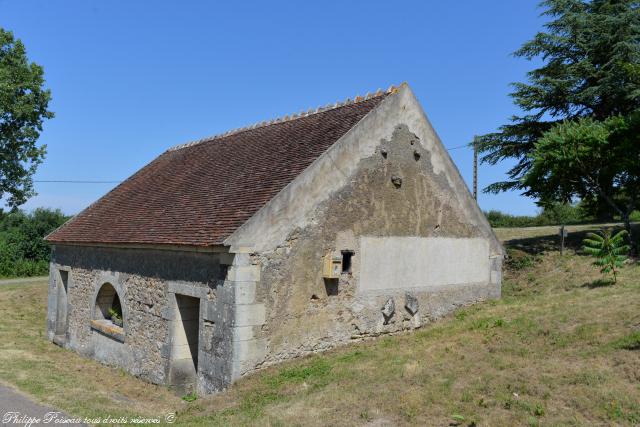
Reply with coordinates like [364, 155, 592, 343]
[167, 281, 208, 299]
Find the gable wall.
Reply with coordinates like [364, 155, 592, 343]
[228, 86, 503, 374]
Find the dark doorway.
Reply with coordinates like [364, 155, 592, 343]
[176, 294, 200, 370]
[170, 294, 201, 393]
[55, 270, 69, 336]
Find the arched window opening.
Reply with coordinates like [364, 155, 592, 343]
[94, 283, 124, 328]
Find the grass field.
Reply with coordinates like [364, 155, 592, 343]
[0, 224, 639, 426]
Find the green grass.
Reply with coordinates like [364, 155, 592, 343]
[611, 331, 640, 351]
[0, 224, 639, 425]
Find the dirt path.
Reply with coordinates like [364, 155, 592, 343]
[0, 383, 85, 426]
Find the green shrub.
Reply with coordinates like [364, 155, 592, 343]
[0, 208, 69, 278]
[181, 392, 197, 402]
[485, 211, 542, 228]
[582, 229, 630, 283]
[612, 331, 640, 350]
[506, 249, 537, 271]
[538, 202, 588, 225]
[14, 259, 49, 277]
[485, 203, 590, 228]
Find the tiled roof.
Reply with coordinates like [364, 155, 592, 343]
[46, 91, 390, 247]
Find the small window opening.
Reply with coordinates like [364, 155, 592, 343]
[110, 297, 122, 326]
[324, 279, 339, 296]
[341, 250, 354, 273]
[59, 270, 69, 291]
[94, 283, 123, 328]
[91, 283, 125, 342]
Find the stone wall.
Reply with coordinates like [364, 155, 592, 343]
[46, 244, 236, 393]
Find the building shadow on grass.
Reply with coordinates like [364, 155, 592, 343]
[581, 278, 616, 289]
[503, 224, 639, 256]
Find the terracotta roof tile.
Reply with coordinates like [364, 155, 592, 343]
[46, 92, 388, 247]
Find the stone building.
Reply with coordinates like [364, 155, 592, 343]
[45, 83, 503, 394]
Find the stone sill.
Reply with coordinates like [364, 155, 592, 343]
[90, 319, 124, 343]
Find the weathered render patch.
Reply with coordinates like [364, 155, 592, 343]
[359, 236, 490, 292]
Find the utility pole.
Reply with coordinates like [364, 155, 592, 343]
[473, 136, 478, 201]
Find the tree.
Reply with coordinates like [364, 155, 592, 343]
[582, 228, 630, 283]
[0, 28, 53, 207]
[522, 112, 640, 245]
[0, 208, 69, 277]
[478, 0, 640, 220]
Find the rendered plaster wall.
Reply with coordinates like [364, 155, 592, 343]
[46, 244, 235, 393]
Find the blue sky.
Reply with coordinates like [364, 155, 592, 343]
[2, 0, 546, 215]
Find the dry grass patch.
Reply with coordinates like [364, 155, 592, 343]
[0, 224, 639, 425]
[180, 253, 639, 426]
[493, 222, 631, 242]
[0, 283, 182, 420]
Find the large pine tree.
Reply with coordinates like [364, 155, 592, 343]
[479, 0, 640, 220]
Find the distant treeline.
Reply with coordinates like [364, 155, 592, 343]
[0, 208, 69, 278]
[1, 205, 638, 278]
[485, 203, 640, 228]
